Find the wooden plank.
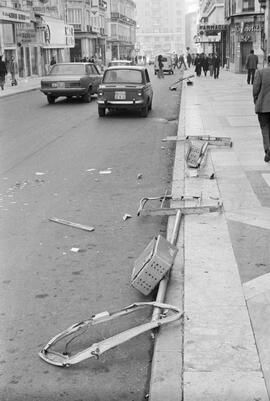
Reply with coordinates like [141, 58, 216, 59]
[49, 217, 95, 232]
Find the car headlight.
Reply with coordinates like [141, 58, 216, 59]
[137, 91, 142, 96]
[98, 90, 103, 96]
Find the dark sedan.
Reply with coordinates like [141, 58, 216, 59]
[40, 63, 102, 104]
[97, 66, 153, 117]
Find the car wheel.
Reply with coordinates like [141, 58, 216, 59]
[98, 106, 106, 117]
[47, 95, 55, 104]
[148, 99, 152, 111]
[84, 89, 92, 103]
[154, 70, 157, 75]
[83, 88, 92, 103]
[141, 104, 148, 117]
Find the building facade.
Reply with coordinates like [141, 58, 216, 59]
[185, 11, 198, 53]
[67, 0, 107, 63]
[106, 0, 136, 61]
[0, 0, 75, 77]
[196, 0, 227, 64]
[224, 0, 265, 72]
[135, 0, 185, 59]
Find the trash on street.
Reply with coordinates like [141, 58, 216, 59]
[49, 217, 95, 232]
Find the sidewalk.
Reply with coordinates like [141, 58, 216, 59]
[0, 75, 41, 98]
[150, 70, 270, 400]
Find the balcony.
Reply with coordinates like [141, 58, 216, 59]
[110, 12, 136, 26]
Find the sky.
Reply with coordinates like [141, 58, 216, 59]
[185, 0, 199, 13]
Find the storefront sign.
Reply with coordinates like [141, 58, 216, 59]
[0, 7, 30, 23]
[199, 24, 227, 32]
[32, 6, 58, 17]
[16, 23, 37, 44]
[232, 23, 263, 33]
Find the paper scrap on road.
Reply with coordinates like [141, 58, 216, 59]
[86, 169, 96, 172]
[123, 214, 132, 221]
[35, 172, 46, 176]
[49, 217, 95, 232]
[70, 247, 80, 253]
[99, 170, 112, 175]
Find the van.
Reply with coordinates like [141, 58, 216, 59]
[154, 55, 174, 75]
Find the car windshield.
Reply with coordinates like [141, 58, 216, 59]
[49, 64, 85, 75]
[103, 69, 143, 84]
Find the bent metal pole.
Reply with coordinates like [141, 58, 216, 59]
[152, 209, 182, 322]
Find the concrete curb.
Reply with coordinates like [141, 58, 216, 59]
[149, 80, 186, 400]
[0, 87, 39, 99]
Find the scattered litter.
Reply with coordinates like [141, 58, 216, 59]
[70, 247, 80, 253]
[35, 172, 46, 176]
[86, 168, 96, 172]
[123, 214, 132, 221]
[99, 170, 112, 175]
[161, 146, 166, 150]
[209, 173, 215, 180]
[137, 173, 143, 180]
[49, 217, 95, 232]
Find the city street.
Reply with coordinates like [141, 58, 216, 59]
[0, 70, 182, 400]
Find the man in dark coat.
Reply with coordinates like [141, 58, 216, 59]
[253, 54, 270, 162]
[0, 55, 7, 90]
[213, 53, 220, 79]
[246, 49, 258, 85]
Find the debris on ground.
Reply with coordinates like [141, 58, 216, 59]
[70, 247, 80, 253]
[49, 217, 95, 232]
[123, 214, 132, 221]
[99, 170, 112, 175]
[137, 173, 143, 180]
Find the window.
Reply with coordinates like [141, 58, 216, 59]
[242, 0, 254, 11]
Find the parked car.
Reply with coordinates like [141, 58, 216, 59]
[40, 62, 102, 104]
[97, 66, 153, 117]
[108, 60, 134, 67]
[154, 55, 174, 75]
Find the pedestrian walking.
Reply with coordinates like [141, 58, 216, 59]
[9, 56, 18, 86]
[208, 54, 214, 77]
[246, 49, 258, 85]
[157, 54, 164, 79]
[202, 54, 209, 76]
[194, 54, 202, 77]
[187, 53, 192, 68]
[253, 54, 270, 162]
[213, 53, 220, 79]
[177, 54, 187, 70]
[0, 55, 7, 90]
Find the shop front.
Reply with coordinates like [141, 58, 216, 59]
[196, 24, 228, 66]
[227, 16, 265, 72]
[0, 7, 31, 73]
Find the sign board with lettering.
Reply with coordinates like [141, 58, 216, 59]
[0, 7, 30, 23]
[16, 23, 37, 44]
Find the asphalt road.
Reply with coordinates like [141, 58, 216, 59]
[0, 70, 182, 400]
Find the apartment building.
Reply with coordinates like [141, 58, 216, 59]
[224, 0, 264, 72]
[0, 0, 75, 77]
[135, 0, 185, 59]
[106, 0, 136, 61]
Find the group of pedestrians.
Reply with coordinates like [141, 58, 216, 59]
[194, 53, 221, 79]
